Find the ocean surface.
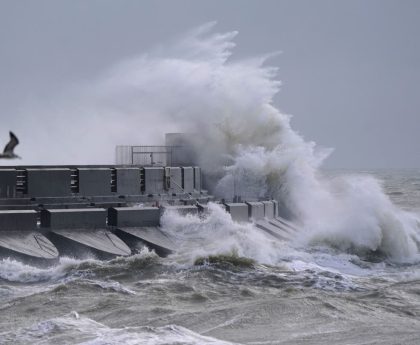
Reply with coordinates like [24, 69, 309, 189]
[1, 169, 419, 345]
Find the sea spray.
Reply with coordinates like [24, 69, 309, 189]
[11, 23, 420, 261]
[160, 203, 288, 266]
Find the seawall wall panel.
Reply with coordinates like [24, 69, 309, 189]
[108, 207, 160, 227]
[0, 210, 37, 231]
[27, 168, 71, 197]
[116, 168, 140, 195]
[78, 168, 111, 196]
[246, 202, 265, 221]
[262, 201, 275, 219]
[224, 203, 249, 222]
[41, 208, 107, 229]
[166, 167, 183, 193]
[144, 167, 165, 194]
[0, 170, 17, 198]
[182, 167, 194, 193]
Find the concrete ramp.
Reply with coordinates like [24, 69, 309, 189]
[255, 220, 294, 241]
[109, 207, 174, 256]
[0, 231, 58, 260]
[273, 216, 300, 233]
[41, 208, 131, 258]
[267, 219, 294, 234]
[114, 226, 175, 256]
[0, 209, 59, 264]
[49, 228, 131, 257]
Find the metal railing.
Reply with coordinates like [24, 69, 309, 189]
[116, 145, 185, 166]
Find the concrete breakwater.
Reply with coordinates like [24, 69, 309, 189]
[0, 165, 204, 208]
[0, 165, 297, 265]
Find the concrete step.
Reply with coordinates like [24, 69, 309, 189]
[114, 226, 175, 256]
[255, 220, 294, 241]
[47, 228, 132, 258]
[0, 230, 59, 261]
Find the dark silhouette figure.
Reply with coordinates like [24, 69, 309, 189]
[0, 132, 21, 159]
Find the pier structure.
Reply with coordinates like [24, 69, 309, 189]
[0, 163, 295, 264]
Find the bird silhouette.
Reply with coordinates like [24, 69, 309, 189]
[0, 132, 21, 159]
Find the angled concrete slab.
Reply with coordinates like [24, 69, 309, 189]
[108, 207, 174, 256]
[0, 210, 59, 264]
[274, 216, 300, 233]
[114, 226, 175, 256]
[41, 208, 131, 258]
[48, 228, 131, 257]
[268, 219, 296, 235]
[0, 231, 58, 259]
[255, 220, 294, 241]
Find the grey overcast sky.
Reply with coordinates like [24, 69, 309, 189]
[0, 0, 419, 168]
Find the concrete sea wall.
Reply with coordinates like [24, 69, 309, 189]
[0, 165, 296, 264]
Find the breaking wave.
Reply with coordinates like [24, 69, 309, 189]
[12, 23, 420, 262]
[0, 249, 159, 284]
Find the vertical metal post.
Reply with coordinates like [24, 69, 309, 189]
[131, 147, 134, 165]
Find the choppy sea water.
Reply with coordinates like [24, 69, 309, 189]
[1, 170, 419, 345]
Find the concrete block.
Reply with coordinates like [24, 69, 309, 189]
[116, 168, 140, 195]
[0, 170, 17, 198]
[182, 167, 194, 193]
[78, 168, 111, 196]
[224, 203, 249, 222]
[0, 210, 37, 231]
[272, 200, 279, 217]
[144, 167, 165, 194]
[41, 208, 106, 229]
[262, 201, 275, 219]
[165, 167, 183, 193]
[163, 205, 198, 216]
[108, 207, 160, 227]
[27, 168, 71, 197]
[193, 167, 201, 191]
[246, 201, 265, 221]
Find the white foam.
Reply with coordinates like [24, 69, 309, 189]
[0, 256, 80, 283]
[161, 203, 290, 266]
[1, 312, 238, 345]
